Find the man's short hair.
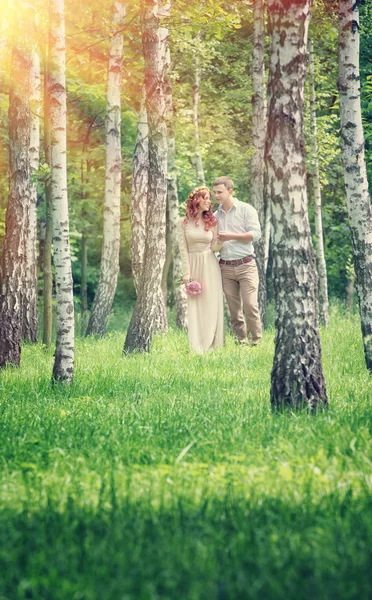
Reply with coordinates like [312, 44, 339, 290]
[213, 176, 234, 191]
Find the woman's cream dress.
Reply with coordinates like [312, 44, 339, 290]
[181, 218, 224, 353]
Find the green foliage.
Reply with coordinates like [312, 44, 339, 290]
[0, 309, 371, 598]
[0, 0, 371, 301]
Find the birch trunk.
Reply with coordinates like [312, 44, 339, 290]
[86, 2, 126, 337]
[49, 0, 74, 382]
[346, 266, 355, 313]
[165, 47, 187, 329]
[23, 49, 40, 343]
[131, 86, 149, 292]
[124, 0, 169, 353]
[266, 0, 328, 411]
[251, 0, 268, 328]
[193, 56, 205, 186]
[338, 0, 372, 371]
[308, 38, 329, 328]
[80, 159, 89, 335]
[43, 52, 53, 347]
[161, 220, 172, 303]
[0, 4, 31, 368]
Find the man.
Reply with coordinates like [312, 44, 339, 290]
[213, 176, 262, 346]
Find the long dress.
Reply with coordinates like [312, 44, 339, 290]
[181, 218, 224, 353]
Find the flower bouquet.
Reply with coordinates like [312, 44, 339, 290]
[185, 280, 202, 296]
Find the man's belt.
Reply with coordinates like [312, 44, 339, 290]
[219, 255, 254, 266]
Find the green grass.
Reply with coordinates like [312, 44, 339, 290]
[0, 307, 371, 599]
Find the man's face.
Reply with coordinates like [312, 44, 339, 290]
[213, 184, 232, 204]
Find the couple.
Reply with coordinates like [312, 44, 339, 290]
[181, 176, 262, 354]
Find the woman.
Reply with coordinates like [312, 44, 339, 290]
[180, 186, 224, 353]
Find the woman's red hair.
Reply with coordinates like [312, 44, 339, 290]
[184, 186, 217, 231]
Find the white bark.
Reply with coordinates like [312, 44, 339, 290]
[193, 54, 205, 186]
[266, 0, 327, 410]
[23, 48, 40, 343]
[251, 0, 268, 327]
[0, 1, 32, 368]
[338, 0, 372, 371]
[165, 47, 187, 329]
[86, 1, 126, 336]
[124, 0, 169, 353]
[308, 38, 329, 328]
[131, 85, 149, 292]
[49, 0, 74, 382]
[43, 51, 53, 347]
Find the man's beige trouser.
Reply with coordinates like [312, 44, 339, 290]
[220, 260, 262, 343]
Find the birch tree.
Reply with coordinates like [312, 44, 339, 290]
[124, 0, 169, 353]
[193, 50, 205, 186]
[251, 0, 268, 327]
[165, 47, 187, 329]
[49, 0, 74, 382]
[266, 0, 328, 411]
[86, 1, 126, 337]
[338, 0, 372, 371]
[0, 2, 32, 368]
[23, 48, 40, 343]
[308, 38, 329, 328]
[131, 86, 149, 293]
[43, 51, 53, 347]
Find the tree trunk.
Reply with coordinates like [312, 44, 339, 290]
[338, 0, 372, 371]
[346, 265, 355, 313]
[193, 55, 205, 186]
[80, 157, 91, 336]
[165, 47, 188, 329]
[251, 0, 268, 328]
[308, 38, 329, 328]
[266, 0, 328, 411]
[49, 0, 74, 382]
[0, 5, 32, 368]
[23, 48, 40, 343]
[161, 219, 172, 303]
[86, 1, 126, 337]
[124, 0, 169, 353]
[131, 85, 149, 293]
[43, 51, 53, 347]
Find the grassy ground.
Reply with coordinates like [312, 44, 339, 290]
[0, 308, 371, 599]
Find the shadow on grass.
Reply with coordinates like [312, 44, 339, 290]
[0, 491, 371, 600]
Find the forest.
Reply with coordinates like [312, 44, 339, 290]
[0, 0, 371, 598]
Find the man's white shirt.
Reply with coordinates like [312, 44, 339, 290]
[215, 197, 261, 260]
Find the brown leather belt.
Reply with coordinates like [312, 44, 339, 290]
[219, 255, 254, 266]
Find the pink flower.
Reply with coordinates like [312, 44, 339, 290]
[185, 280, 202, 296]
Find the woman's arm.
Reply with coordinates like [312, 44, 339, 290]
[211, 225, 223, 252]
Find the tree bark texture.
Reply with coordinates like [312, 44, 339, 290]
[86, 1, 126, 337]
[131, 86, 149, 292]
[165, 47, 187, 329]
[193, 55, 205, 186]
[49, 0, 74, 382]
[251, 0, 268, 328]
[23, 48, 40, 343]
[338, 0, 372, 371]
[124, 0, 169, 353]
[0, 10, 32, 368]
[43, 53, 53, 347]
[266, 0, 328, 411]
[308, 38, 329, 328]
[161, 218, 172, 303]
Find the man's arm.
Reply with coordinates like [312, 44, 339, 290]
[218, 204, 261, 243]
[217, 231, 254, 242]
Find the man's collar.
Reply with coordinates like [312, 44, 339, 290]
[217, 197, 238, 212]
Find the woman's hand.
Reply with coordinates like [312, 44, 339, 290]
[182, 275, 190, 285]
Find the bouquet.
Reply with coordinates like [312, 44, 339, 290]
[185, 280, 202, 296]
